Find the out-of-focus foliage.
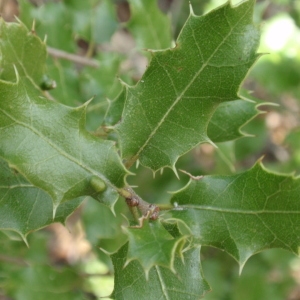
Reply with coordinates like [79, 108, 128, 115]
[0, 0, 299, 299]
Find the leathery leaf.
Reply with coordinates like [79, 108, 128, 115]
[169, 162, 300, 270]
[117, 0, 260, 172]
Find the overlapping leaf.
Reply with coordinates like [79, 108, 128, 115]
[106, 91, 264, 144]
[169, 162, 300, 269]
[0, 20, 128, 213]
[207, 98, 263, 143]
[117, 0, 260, 171]
[0, 19, 47, 88]
[66, 0, 118, 44]
[127, 0, 172, 50]
[124, 220, 186, 275]
[0, 158, 83, 240]
[111, 242, 210, 300]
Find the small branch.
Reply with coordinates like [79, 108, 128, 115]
[179, 169, 204, 180]
[119, 186, 160, 222]
[0, 254, 29, 266]
[47, 47, 100, 68]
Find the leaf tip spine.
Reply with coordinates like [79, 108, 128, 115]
[19, 233, 29, 248]
[14, 15, 22, 25]
[52, 202, 59, 220]
[172, 166, 179, 179]
[31, 19, 36, 33]
[12, 64, 20, 83]
[189, 2, 195, 16]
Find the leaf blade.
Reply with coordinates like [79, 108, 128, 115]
[0, 158, 83, 238]
[117, 0, 260, 171]
[0, 21, 128, 211]
[169, 162, 300, 268]
[111, 242, 210, 300]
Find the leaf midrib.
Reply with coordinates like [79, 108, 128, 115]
[176, 206, 300, 214]
[0, 105, 114, 189]
[130, 5, 252, 164]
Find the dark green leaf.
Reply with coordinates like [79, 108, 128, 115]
[125, 220, 185, 274]
[0, 21, 128, 213]
[0, 19, 47, 88]
[208, 99, 263, 143]
[0, 158, 83, 240]
[117, 0, 260, 171]
[111, 242, 210, 300]
[169, 162, 300, 269]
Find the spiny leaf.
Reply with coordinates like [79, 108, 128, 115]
[19, 0, 75, 52]
[103, 87, 127, 128]
[0, 158, 83, 240]
[127, 0, 172, 50]
[124, 220, 186, 275]
[0, 19, 47, 89]
[208, 98, 264, 143]
[111, 242, 210, 300]
[0, 21, 128, 213]
[107, 92, 264, 143]
[0, 77, 127, 212]
[169, 162, 300, 270]
[117, 0, 260, 171]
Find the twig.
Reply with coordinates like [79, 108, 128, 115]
[119, 186, 160, 222]
[0, 254, 29, 266]
[47, 47, 100, 68]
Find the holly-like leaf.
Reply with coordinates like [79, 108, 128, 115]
[0, 19, 47, 88]
[127, 0, 172, 50]
[117, 0, 260, 171]
[19, 0, 75, 52]
[0, 77, 127, 212]
[103, 87, 127, 128]
[0, 158, 83, 240]
[111, 242, 210, 300]
[169, 162, 300, 270]
[124, 220, 186, 275]
[0, 21, 128, 213]
[208, 98, 263, 143]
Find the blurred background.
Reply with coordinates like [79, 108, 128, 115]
[0, 0, 300, 299]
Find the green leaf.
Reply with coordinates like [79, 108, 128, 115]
[127, 0, 172, 50]
[0, 20, 128, 212]
[80, 52, 123, 130]
[117, 0, 260, 171]
[103, 87, 127, 128]
[208, 98, 263, 143]
[66, 0, 118, 44]
[0, 158, 83, 240]
[169, 162, 300, 269]
[0, 19, 47, 89]
[124, 220, 185, 275]
[111, 242, 210, 300]
[46, 59, 81, 106]
[0, 76, 127, 212]
[7, 265, 84, 300]
[19, 0, 75, 52]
